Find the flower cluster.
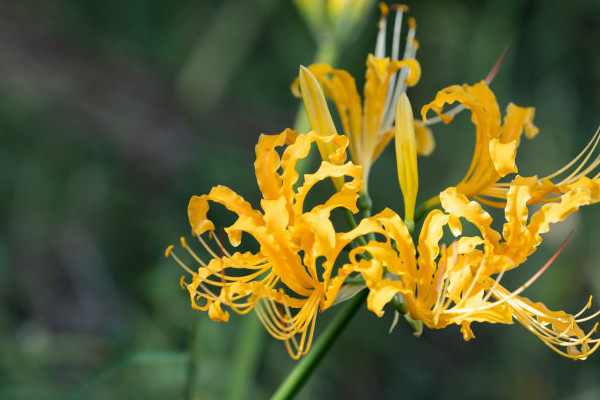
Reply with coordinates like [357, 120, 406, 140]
[167, 4, 600, 360]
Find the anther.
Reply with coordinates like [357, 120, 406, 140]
[378, 2, 389, 26]
[391, 4, 409, 12]
[165, 245, 174, 258]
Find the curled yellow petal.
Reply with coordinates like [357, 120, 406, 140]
[188, 194, 215, 236]
[254, 132, 286, 200]
[489, 138, 518, 176]
[439, 187, 501, 252]
[414, 120, 435, 156]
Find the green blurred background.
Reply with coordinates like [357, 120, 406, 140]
[2, 0, 600, 399]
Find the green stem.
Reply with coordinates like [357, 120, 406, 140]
[270, 290, 368, 400]
[414, 196, 439, 223]
[343, 209, 367, 248]
[358, 191, 375, 241]
[312, 37, 338, 66]
[390, 296, 423, 337]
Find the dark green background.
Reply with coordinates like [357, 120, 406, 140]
[2, 0, 600, 398]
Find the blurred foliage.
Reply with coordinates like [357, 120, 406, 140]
[2, 0, 600, 399]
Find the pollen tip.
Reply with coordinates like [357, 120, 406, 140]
[408, 17, 416, 30]
[179, 276, 187, 289]
[180, 236, 188, 248]
[165, 245, 174, 258]
[391, 4, 409, 12]
[378, 2, 389, 27]
[378, 2, 389, 17]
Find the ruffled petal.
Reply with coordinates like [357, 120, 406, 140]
[489, 138, 518, 176]
[294, 159, 363, 216]
[439, 187, 501, 252]
[414, 120, 435, 156]
[189, 186, 264, 245]
[254, 132, 286, 200]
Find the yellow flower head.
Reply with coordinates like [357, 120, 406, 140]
[291, 4, 430, 190]
[421, 79, 600, 211]
[357, 184, 600, 359]
[421, 81, 539, 207]
[166, 129, 391, 359]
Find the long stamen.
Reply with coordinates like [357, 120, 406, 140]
[453, 258, 487, 310]
[197, 233, 222, 261]
[382, 12, 417, 131]
[444, 252, 509, 322]
[374, 3, 389, 59]
[180, 237, 209, 269]
[166, 245, 196, 275]
[424, 46, 509, 127]
[390, 6, 406, 61]
[256, 303, 290, 339]
[478, 124, 600, 206]
[481, 262, 507, 303]
[575, 308, 600, 324]
[183, 278, 219, 304]
[434, 244, 448, 294]
[484, 45, 510, 85]
[544, 125, 600, 185]
[213, 233, 233, 258]
[195, 281, 219, 300]
[382, 6, 406, 119]
[194, 230, 270, 272]
[391, 17, 417, 97]
[449, 231, 575, 315]
[438, 243, 464, 312]
[510, 307, 600, 359]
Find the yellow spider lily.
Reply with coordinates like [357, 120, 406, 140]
[354, 184, 600, 359]
[421, 81, 539, 208]
[166, 129, 393, 359]
[421, 80, 600, 211]
[292, 4, 431, 190]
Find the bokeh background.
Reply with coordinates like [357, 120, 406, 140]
[2, 0, 600, 399]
